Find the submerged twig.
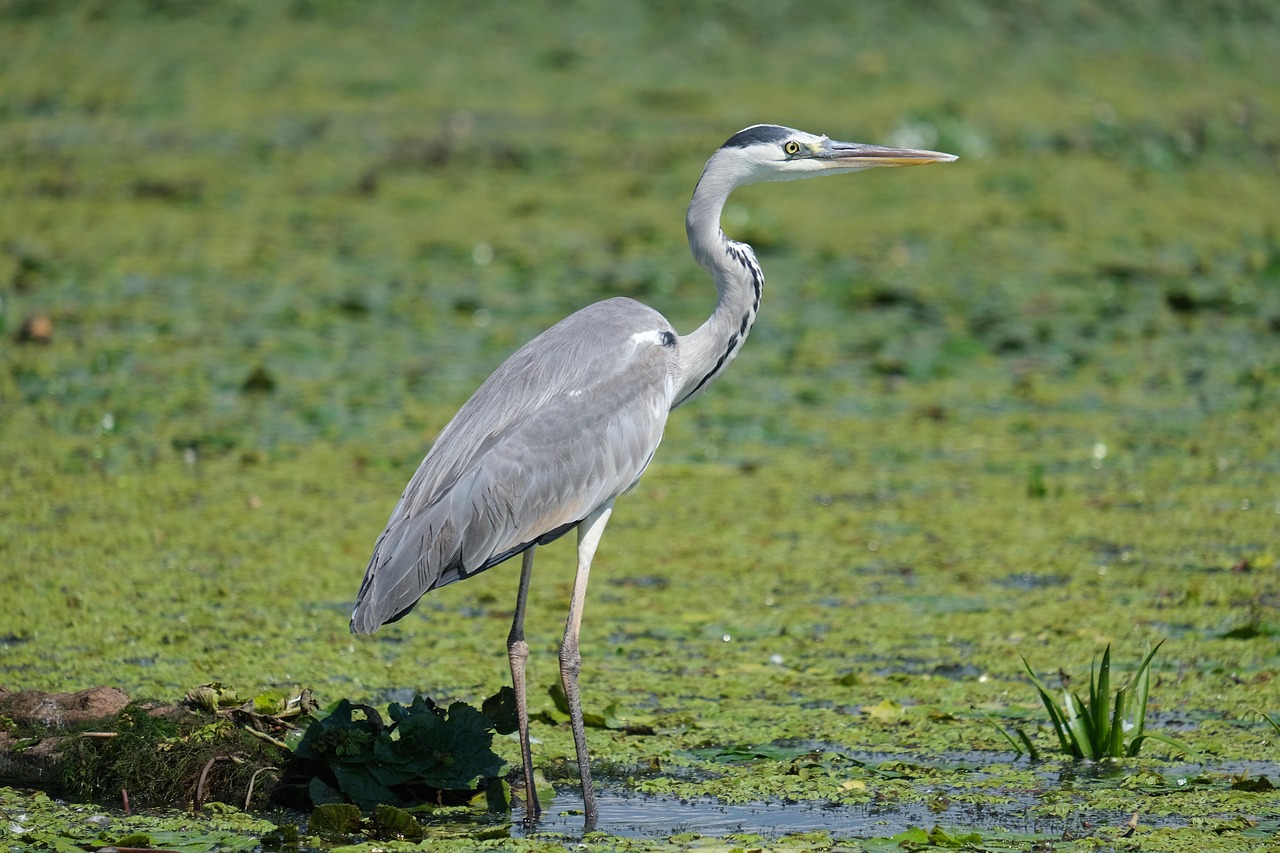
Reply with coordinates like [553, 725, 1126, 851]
[193, 754, 244, 810]
[194, 756, 223, 810]
[245, 766, 279, 810]
[240, 725, 290, 750]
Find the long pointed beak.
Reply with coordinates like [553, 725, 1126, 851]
[817, 139, 957, 168]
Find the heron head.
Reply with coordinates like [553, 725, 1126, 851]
[710, 124, 957, 187]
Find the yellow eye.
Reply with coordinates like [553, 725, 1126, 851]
[784, 140, 801, 156]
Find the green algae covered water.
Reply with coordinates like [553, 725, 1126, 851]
[2, 2, 1279, 850]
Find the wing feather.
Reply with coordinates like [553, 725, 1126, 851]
[350, 298, 676, 633]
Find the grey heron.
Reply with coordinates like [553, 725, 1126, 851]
[350, 124, 956, 827]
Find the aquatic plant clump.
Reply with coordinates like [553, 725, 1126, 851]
[286, 693, 513, 811]
[55, 701, 284, 808]
[1021, 641, 1193, 760]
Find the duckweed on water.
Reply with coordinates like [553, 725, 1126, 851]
[2, 1, 1280, 850]
[0, 787, 275, 853]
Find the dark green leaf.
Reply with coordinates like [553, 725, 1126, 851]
[482, 686, 520, 735]
[308, 803, 362, 839]
[372, 804, 423, 841]
[548, 681, 571, 716]
[333, 762, 400, 810]
[1231, 774, 1275, 792]
[308, 776, 345, 807]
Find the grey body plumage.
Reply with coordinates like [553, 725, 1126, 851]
[350, 297, 675, 630]
[349, 125, 956, 828]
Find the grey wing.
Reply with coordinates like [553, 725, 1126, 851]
[350, 298, 676, 633]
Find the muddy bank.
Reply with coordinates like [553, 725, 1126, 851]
[0, 685, 297, 809]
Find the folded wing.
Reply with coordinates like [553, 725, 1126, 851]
[350, 298, 677, 633]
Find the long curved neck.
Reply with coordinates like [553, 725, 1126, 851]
[672, 173, 764, 408]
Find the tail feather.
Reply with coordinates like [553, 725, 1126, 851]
[349, 507, 461, 633]
[349, 501, 582, 635]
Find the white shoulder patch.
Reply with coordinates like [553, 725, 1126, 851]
[631, 329, 669, 347]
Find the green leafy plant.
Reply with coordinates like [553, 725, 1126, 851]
[973, 705, 1040, 760]
[289, 692, 513, 810]
[1248, 706, 1280, 736]
[1021, 640, 1192, 760]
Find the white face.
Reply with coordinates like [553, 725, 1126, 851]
[768, 131, 843, 178]
[728, 129, 837, 183]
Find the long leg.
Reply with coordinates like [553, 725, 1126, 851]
[560, 503, 613, 829]
[507, 545, 539, 823]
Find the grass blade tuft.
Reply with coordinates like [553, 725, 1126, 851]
[1021, 640, 1191, 760]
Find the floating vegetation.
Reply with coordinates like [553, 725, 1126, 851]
[0, 788, 277, 853]
[2, 0, 1280, 850]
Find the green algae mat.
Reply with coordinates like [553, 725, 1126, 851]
[2, 2, 1278, 850]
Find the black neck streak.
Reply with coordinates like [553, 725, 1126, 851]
[681, 233, 763, 403]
